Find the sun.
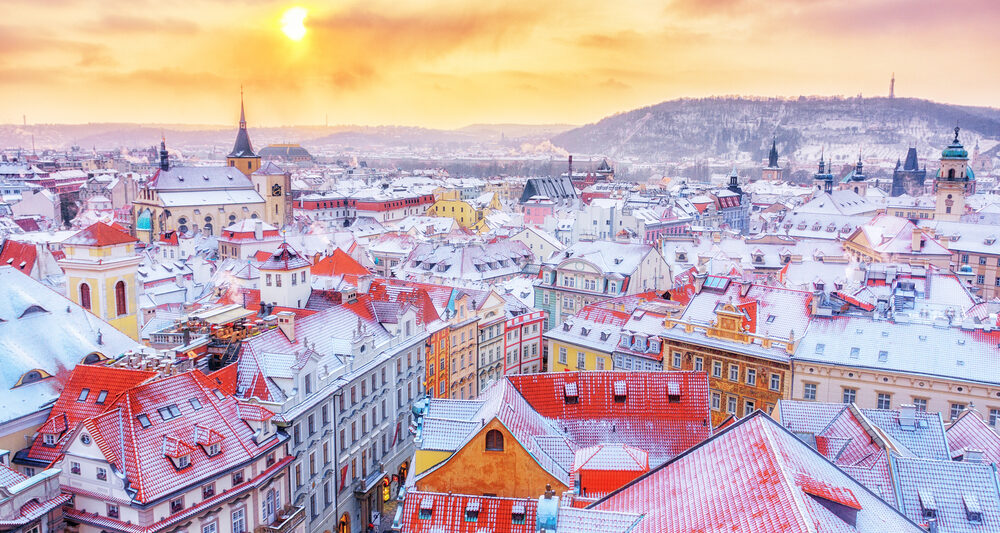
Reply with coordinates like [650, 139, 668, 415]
[281, 7, 308, 41]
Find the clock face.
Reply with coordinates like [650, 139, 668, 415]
[272, 184, 282, 197]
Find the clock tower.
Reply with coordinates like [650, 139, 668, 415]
[934, 127, 974, 222]
[253, 161, 293, 227]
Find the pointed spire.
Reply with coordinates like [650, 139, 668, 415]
[239, 85, 247, 129]
[767, 137, 779, 168]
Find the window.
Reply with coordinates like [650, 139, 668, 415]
[78, 388, 90, 402]
[987, 409, 1000, 427]
[728, 364, 739, 382]
[913, 398, 927, 412]
[169, 497, 184, 514]
[43, 433, 56, 446]
[711, 392, 721, 410]
[596, 357, 605, 370]
[305, 374, 312, 395]
[727, 396, 737, 414]
[694, 357, 703, 372]
[115, 281, 127, 316]
[176, 455, 190, 469]
[576, 351, 585, 370]
[276, 274, 282, 287]
[266, 274, 272, 286]
[203, 482, 215, 499]
[79, 283, 91, 310]
[485, 429, 504, 451]
[71, 461, 81, 474]
[232, 508, 247, 533]
[744, 400, 756, 417]
[96, 467, 107, 481]
[293, 424, 301, 445]
[712, 361, 723, 378]
[746, 369, 756, 386]
[308, 414, 315, 435]
[107, 504, 119, 519]
[877, 393, 891, 410]
[203, 523, 218, 533]
[803, 383, 817, 401]
[842, 388, 857, 404]
[951, 403, 966, 420]
[672, 352, 682, 368]
[137, 414, 151, 428]
[232, 470, 244, 485]
[558, 347, 567, 364]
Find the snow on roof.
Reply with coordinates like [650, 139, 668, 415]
[62, 222, 136, 247]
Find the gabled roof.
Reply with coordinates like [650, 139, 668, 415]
[258, 242, 311, 271]
[506, 372, 711, 464]
[946, 410, 1000, 466]
[311, 248, 369, 280]
[591, 412, 925, 532]
[63, 222, 136, 247]
[889, 454, 1000, 533]
[572, 444, 649, 472]
[80, 370, 281, 504]
[0, 240, 36, 274]
[23, 365, 157, 466]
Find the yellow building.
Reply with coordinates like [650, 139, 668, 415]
[425, 192, 502, 233]
[543, 310, 624, 372]
[58, 222, 142, 340]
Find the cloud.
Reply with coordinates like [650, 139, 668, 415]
[93, 14, 201, 34]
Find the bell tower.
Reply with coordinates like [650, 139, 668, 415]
[935, 127, 972, 222]
[226, 88, 261, 177]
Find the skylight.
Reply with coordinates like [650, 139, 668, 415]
[137, 414, 151, 428]
[77, 388, 90, 402]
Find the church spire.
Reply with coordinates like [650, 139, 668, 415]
[228, 87, 257, 159]
[767, 137, 779, 168]
[159, 132, 169, 171]
[239, 85, 246, 129]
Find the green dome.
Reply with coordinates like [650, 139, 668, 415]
[942, 127, 968, 159]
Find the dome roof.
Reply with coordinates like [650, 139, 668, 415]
[941, 127, 968, 159]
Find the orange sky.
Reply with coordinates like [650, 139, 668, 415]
[1, 0, 998, 128]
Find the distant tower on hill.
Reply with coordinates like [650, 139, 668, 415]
[889, 73, 895, 99]
[761, 138, 782, 181]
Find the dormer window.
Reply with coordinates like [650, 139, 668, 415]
[511, 503, 526, 524]
[613, 381, 627, 403]
[419, 497, 434, 519]
[668, 382, 682, 403]
[753, 254, 764, 264]
[207, 443, 221, 456]
[919, 488, 937, 520]
[964, 492, 983, 523]
[176, 454, 191, 469]
[43, 433, 57, 446]
[563, 382, 579, 404]
[465, 500, 480, 522]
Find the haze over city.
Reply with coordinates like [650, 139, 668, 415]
[3, 0, 1000, 127]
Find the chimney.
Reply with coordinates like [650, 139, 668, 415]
[276, 310, 296, 343]
[963, 449, 985, 463]
[254, 220, 263, 241]
[567, 155, 573, 179]
[899, 404, 917, 430]
[911, 227, 923, 252]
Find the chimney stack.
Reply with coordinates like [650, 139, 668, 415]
[911, 227, 924, 252]
[254, 220, 263, 241]
[276, 310, 296, 343]
[568, 155, 573, 179]
[963, 448, 985, 463]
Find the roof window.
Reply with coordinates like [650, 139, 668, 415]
[137, 414, 151, 428]
[158, 404, 182, 421]
[563, 382, 579, 404]
[613, 381, 627, 403]
[77, 388, 90, 402]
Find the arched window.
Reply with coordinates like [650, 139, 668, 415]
[948, 168, 956, 179]
[485, 429, 504, 451]
[79, 283, 91, 310]
[115, 281, 127, 316]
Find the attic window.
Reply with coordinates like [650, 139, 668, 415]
[511, 502, 526, 524]
[176, 454, 191, 469]
[766, 315, 776, 323]
[207, 443, 221, 456]
[878, 351, 888, 362]
[919, 488, 937, 520]
[19, 305, 47, 318]
[189, 398, 202, 410]
[43, 433, 57, 446]
[562, 323, 571, 332]
[96, 390, 108, 404]
[600, 331, 610, 341]
[158, 404, 182, 421]
[465, 499, 481, 522]
[563, 382, 579, 404]
[213, 389, 225, 400]
[668, 382, 682, 403]
[78, 388, 90, 402]
[815, 344, 825, 355]
[613, 381, 627, 403]
[849, 347, 860, 359]
[137, 414, 151, 428]
[964, 492, 982, 523]
[419, 497, 434, 519]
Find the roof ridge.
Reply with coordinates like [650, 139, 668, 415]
[762, 420, 818, 533]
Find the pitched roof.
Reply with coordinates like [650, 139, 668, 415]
[311, 248, 369, 280]
[592, 412, 925, 532]
[946, 410, 1000, 466]
[81, 370, 280, 503]
[0, 240, 37, 274]
[24, 365, 157, 466]
[889, 454, 1000, 532]
[63, 222, 136, 247]
[258, 242, 311, 271]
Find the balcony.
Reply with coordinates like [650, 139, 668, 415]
[257, 505, 305, 533]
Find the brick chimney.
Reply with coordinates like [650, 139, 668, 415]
[277, 310, 296, 343]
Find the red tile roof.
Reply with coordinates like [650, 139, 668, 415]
[12, 217, 40, 232]
[158, 231, 179, 245]
[80, 370, 282, 503]
[311, 248, 370, 281]
[506, 371, 711, 464]
[63, 222, 137, 247]
[398, 491, 537, 533]
[24, 365, 157, 466]
[592, 413, 924, 532]
[0, 240, 36, 274]
[946, 410, 1000, 466]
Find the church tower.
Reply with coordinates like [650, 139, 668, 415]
[58, 223, 142, 340]
[761, 138, 782, 181]
[935, 127, 973, 222]
[227, 90, 261, 177]
[252, 161, 293, 228]
[812, 151, 834, 195]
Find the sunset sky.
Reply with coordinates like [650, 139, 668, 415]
[2, 0, 998, 128]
